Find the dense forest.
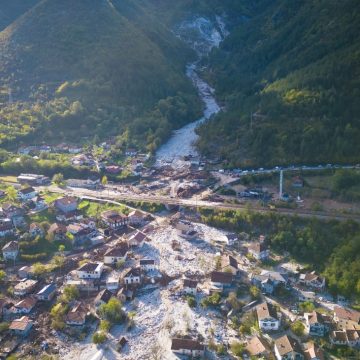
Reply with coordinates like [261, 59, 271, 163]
[198, 0, 360, 167]
[0, 0, 205, 151]
[200, 208, 360, 301]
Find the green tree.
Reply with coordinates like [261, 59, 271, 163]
[6, 186, 17, 201]
[0, 322, 9, 334]
[98, 298, 125, 324]
[99, 320, 111, 333]
[230, 341, 245, 357]
[249, 286, 261, 300]
[52, 173, 64, 185]
[186, 296, 196, 308]
[58, 244, 65, 253]
[299, 301, 315, 313]
[62, 285, 80, 302]
[291, 321, 305, 336]
[92, 331, 107, 344]
[32, 263, 48, 277]
[0, 270, 6, 283]
[101, 175, 108, 187]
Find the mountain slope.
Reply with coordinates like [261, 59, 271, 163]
[197, 0, 360, 167]
[0, 0, 201, 149]
[0, 0, 40, 31]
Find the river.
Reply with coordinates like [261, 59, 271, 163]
[155, 16, 227, 168]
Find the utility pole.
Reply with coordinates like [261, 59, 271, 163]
[8, 87, 13, 105]
[279, 170, 284, 199]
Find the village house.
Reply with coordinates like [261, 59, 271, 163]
[330, 329, 360, 348]
[30, 195, 47, 211]
[128, 230, 147, 248]
[66, 178, 100, 190]
[65, 301, 88, 326]
[56, 210, 83, 223]
[0, 219, 14, 237]
[14, 279, 38, 297]
[54, 196, 78, 213]
[1, 204, 25, 226]
[251, 270, 288, 294]
[17, 187, 37, 201]
[9, 316, 33, 336]
[304, 311, 331, 336]
[333, 306, 360, 330]
[127, 210, 147, 226]
[105, 165, 122, 174]
[292, 176, 305, 188]
[125, 148, 138, 157]
[94, 289, 113, 308]
[171, 338, 205, 358]
[248, 241, 269, 261]
[12, 297, 37, 315]
[274, 335, 304, 360]
[118, 337, 128, 351]
[346, 330, 360, 347]
[66, 279, 98, 293]
[18, 266, 34, 279]
[296, 289, 316, 302]
[48, 223, 67, 242]
[225, 233, 238, 246]
[80, 218, 96, 229]
[183, 279, 198, 296]
[117, 287, 134, 302]
[102, 210, 128, 229]
[330, 330, 348, 346]
[36, 283, 57, 301]
[29, 223, 44, 238]
[245, 336, 272, 359]
[210, 271, 233, 291]
[104, 243, 129, 265]
[176, 220, 198, 240]
[139, 258, 156, 271]
[77, 262, 104, 279]
[67, 223, 95, 246]
[124, 268, 141, 285]
[106, 274, 120, 292]
[0, 299, 8, 319]
[221, 255, 238, 275]
[2, 241, 19, 261]
[303, 343, 324, 360]
[256, 302, 280, 331]
[299, 271, 325, 290]
[17, 173, 50, 186]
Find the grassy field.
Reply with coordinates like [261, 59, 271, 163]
[0, 175, 18, 184]
[78, 200, 129, 218]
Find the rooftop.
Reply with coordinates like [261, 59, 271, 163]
[246, 336, 270, 356]
[275, 335, 302, 356]
[78, 262, 103, 273]
[9, 316, 33, 331]
[210, 271, 233, 284]
[334, 306, 360, 323]
[2, 241, 18, 252]
[256, 302, 278, 321]
[171, 338, 204, 351]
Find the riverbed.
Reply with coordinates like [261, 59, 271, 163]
[155, 16, 227, 168]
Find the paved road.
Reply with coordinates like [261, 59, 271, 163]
[217, 164, 358, 177]
[38, 185, 360, 222]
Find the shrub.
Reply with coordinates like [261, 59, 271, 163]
[291, 321, 305, 336]
[92, 331, 107, 344]
[186, 296, 197, 308]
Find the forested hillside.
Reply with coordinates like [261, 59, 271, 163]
[0, 0, 202, 151]
[198, 0, 360, 167]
